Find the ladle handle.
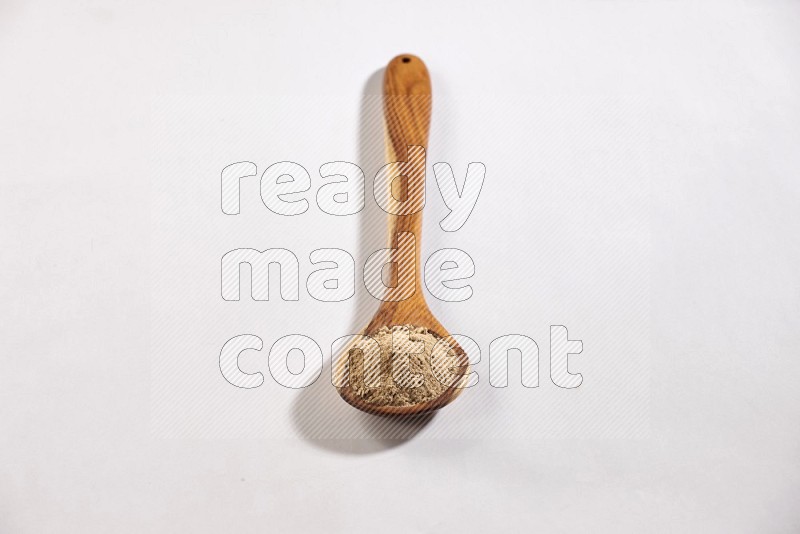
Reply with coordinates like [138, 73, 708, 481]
[382, 54, 432, 299]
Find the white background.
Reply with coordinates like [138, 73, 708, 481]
[2, 1, 799, 532]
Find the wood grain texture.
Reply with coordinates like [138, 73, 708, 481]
[382, 54, 432, 300]
[335, 54, 470, 417]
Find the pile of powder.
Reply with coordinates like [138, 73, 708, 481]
[341, 324, 460, 407]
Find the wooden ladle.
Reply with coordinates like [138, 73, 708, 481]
[335, 54, 470, 416]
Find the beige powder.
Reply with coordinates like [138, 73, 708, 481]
[341, 324, 460, 407]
